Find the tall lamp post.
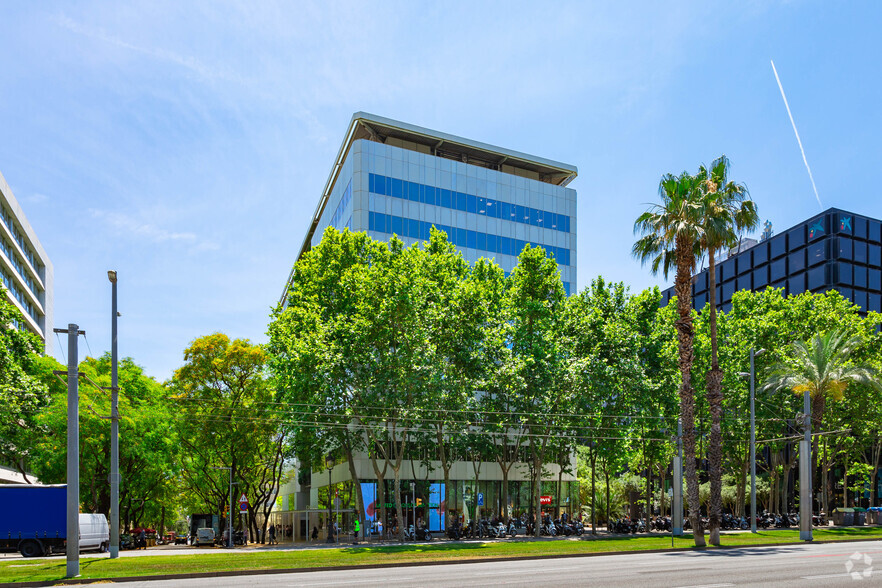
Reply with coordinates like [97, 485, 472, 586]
[107, 271, 120, 558]
[326, 455, 334, 543]
[739, 348, 765, 533]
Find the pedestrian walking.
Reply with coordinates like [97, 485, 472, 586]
[353, 519, 360, 544]
[269, 524, 276, 545]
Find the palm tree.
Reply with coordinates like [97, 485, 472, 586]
[633, 171, 706, 547]
[762, 328, 880, 510]
[695, 155, 758, 545]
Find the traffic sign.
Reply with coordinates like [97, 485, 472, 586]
[477, 493, 484, 506]
[239, 493, 249, 512]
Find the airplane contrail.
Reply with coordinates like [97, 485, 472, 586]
[771, 59, 822, 209]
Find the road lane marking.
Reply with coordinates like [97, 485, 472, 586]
[672, 584, 734, 588]
[801, 573, 850, 580]
[288, 580, 412, 586]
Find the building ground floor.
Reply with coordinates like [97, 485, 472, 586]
[270, 457, 580, 541]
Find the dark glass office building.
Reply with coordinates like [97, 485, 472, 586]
[660, 208, 882, 314]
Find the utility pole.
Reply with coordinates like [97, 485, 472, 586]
[108, 271, 120, 558]
[672, 419, 683, 536]
[55, 324, 84, 578]
[800, 389, 813, 541]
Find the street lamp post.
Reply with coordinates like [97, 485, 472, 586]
[326, 455, 334, 544]
[739, 348, 765, 533]
[800, 388, 813, 541]
[107, 271, 120, 558]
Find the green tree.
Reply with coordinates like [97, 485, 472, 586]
[171, 333, 286, 542]
[694, 155, 758, 545]
[0, 287, 52, 479]
[31, 354, 178, 530]
[761, 326, 881, 455]
[632, 171, 706, 546]
[505, 244, 567, 536]
[267, 226, 388, 529]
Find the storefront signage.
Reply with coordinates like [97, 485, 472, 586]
[540, 496, 553, 505]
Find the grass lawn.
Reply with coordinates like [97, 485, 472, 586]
[2, 527, 882, 585]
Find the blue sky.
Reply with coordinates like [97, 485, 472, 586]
[1, 1, 879, 380]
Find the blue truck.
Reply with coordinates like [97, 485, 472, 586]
[0, 484, 68, 557]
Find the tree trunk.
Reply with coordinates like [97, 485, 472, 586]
[605, 465, 611, 528]
[706, 247, 724, 546]
[674, 236, 705, 547]
[591, 450, 597, 534]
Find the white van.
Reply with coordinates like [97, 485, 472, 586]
[195, 527, 215, 546]
[78, 513, 110, 553]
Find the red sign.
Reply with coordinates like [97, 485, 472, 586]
[540, 496, 552, 505]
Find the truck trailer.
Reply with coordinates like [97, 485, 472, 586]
[0, 484, 67, 557]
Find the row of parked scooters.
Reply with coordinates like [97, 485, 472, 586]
[609, 511, 829, 534]
[443, 516, 586, 540]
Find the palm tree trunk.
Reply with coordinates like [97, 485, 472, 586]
[705, 247, 724, 546]
[675, 236, 705, 547]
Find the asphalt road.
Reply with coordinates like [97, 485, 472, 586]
[113, 540, 881, 588]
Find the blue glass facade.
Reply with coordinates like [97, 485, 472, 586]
[662, 208, 882, 314]
[368, 173, 570, 233]
[369, 211, 571, 294]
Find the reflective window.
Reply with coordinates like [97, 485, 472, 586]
[753, 266, 769, 288]
[807, 265, 827, 290]
[694, 272, 708, 293]
[855, 217, 868, 240]
[737, 274, 752, 291]
[854, 265, 868, 289]
[837, 287, 854, 302]
[770, 258, 787, 282]
[836, 237, 853, 260]
[788, 227, 806, 249]
[854, 240, 868, 264]
[870, 244, 881, 266]
[736, 253, 751, 275]
[870, 220, 882, 244]
[870, 268, 881, 290]
[789, 273, 806, 294]
[753, 242, 769, 265]
[369, 174, 572, 234]
[789, 249, 805, 274]
[869, 292, 882, 313]
[770, 235, 786, 259]
[722, 280, 736, 302]
[807, 241, 827, 266]
[854, 290, 868, 310]
[837, 261, 853, 286]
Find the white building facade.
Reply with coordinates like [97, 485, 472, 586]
[273, 114, 579, 541]
[0, 171, 52, 350]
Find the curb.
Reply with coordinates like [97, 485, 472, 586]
[6, 535, 882, 587]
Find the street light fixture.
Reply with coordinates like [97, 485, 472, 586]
[739, 348, 765, 533]
[107, 270, 120, 558]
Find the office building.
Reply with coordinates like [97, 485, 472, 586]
[272, 113, 579, 541]
[282, 112, 578, 301]
[0, 171, 53, 349]
[661, 208, 882, 314]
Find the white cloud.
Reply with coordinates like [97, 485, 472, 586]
[89, 208, 206, 246]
